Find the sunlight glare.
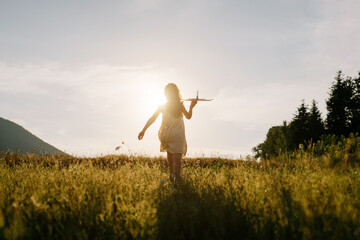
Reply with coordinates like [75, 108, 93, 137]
[138, 76, 167, 119]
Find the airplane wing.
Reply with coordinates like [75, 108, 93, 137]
[182, 98, 213, 101]
[182, 90, 213, 101]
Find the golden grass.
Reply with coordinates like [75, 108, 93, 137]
[0, 153, 359, 239]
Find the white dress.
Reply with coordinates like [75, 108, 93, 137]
[158, 104, 187, 155]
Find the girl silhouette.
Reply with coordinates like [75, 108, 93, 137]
[138, 83, 197, 182]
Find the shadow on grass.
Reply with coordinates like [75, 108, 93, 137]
[156, 179, 251, 240]
[156, 179, 358, 240]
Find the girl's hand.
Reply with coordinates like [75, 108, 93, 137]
[190, 100, 198, 109]
[138, 130, 145, 140]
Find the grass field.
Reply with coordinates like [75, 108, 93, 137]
[0, 153, 359, 240]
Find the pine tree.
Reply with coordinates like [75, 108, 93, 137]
[308, 99, 325, 142]
[326, 71, 353, 136]
[349, 72, 360, 134]
[289, 100, 311, 149]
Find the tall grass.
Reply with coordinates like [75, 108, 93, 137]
[0, 153, 359, 239]
[268, 133, 360, 168]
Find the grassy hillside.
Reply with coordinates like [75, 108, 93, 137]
[0, 117, 65, 155]
[0, 153, 359, 239]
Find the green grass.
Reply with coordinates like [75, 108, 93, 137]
[0, 153, 359, 239]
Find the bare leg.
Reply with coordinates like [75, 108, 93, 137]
[167, 152, 175, 181]
[173, 153, 182, 182]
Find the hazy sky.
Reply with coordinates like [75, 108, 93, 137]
[1, 0, 360, 157]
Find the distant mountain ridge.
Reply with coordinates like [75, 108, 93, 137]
[0, 117, 66, 155]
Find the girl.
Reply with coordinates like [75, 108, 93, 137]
[138, 83, 197, 182]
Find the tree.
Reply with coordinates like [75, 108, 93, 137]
[252, 121, 290, 159]
[253, 70, 360, 160]
[289, 100, 311, 149]
[308, 99, 325, 142]
[326, 71, 353, 136]
[349, 72, 360, 134]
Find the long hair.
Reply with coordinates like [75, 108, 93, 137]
[164, 83, 183, 118]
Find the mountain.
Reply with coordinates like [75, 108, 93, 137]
[0, 117, 66, 155]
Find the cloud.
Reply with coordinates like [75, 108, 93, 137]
[0, 62, 162, 106]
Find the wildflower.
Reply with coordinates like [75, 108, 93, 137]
[31, 196, 42, 208]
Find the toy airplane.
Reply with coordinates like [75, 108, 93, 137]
[182, 90, 213, 102]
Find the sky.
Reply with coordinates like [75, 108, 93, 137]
[1, 0, 360, 158]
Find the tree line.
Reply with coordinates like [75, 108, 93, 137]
[253, 71, 360, 159]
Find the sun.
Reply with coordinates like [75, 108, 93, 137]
[145, 90, 166, 112]
[140, 81, 167, 118]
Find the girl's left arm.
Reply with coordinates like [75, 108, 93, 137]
[182, 101, 197, 120]
[138, 107, 161, 140]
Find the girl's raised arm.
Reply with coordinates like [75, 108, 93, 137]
[138, 106, 162, 140]
[182, 101, 197, 120]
